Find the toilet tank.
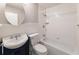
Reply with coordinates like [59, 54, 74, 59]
[29, 33, 40, 46]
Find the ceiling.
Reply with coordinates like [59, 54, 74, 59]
[38, 3, 60, 10]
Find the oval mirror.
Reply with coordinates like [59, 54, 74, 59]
[4, 3, 25, 26]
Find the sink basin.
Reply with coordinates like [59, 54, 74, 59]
[3, 33, 28, 49]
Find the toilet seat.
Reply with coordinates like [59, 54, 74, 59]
[34, 44, 47, 53]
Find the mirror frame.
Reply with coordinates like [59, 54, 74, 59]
[4, 3, 25, 26]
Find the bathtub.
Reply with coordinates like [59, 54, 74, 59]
[40, 39, 75, 55]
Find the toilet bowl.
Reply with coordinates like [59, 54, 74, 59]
[33, 44, 47, 55]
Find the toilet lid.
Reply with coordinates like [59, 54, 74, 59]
[34, 44, 47, 53]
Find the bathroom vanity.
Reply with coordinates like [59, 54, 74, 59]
[0, 33, 29, 55]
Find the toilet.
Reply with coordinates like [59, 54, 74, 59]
[34, 44, 47, 55]
[29, 33, 47, 55]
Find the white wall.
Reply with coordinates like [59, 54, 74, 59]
[24, 3, 38, 23]
[39, 4, 78, 54]
[75, 4, 79, 54]
[0, 23, 39, 38]
[0, 3, 8, 24]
